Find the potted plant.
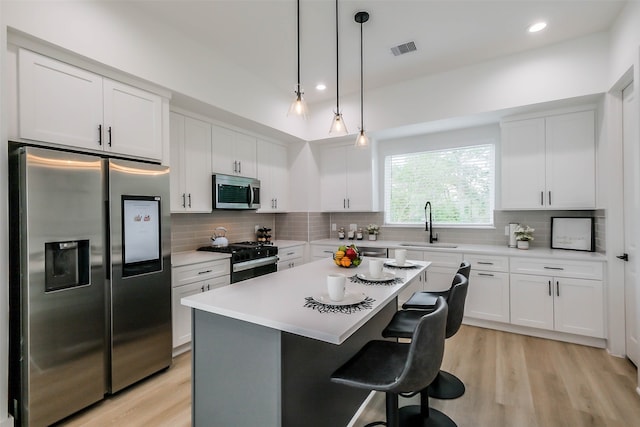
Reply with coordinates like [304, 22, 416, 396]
[366, 224, 380, 241]
[514, 224, 534, 249]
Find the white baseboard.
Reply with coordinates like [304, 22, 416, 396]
[0, 415, 15, 427]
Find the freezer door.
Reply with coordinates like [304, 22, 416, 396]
[107, 158, 172, 393]
[9, 146, 106, 427]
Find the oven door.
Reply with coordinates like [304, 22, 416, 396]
[231, 256, 278, 283]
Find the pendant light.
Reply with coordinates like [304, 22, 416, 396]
[329, 0, 347, 135]
[354, 11, 369, 147]
[288, 0, 308, 118]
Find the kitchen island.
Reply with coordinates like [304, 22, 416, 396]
[182, 257, 429, 427]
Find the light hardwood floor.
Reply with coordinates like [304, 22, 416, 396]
[58, 325, 640, 427]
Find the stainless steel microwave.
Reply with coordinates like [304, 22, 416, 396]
[212, 174, 261, 210]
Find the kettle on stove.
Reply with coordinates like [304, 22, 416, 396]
[211, 227, 229, 247]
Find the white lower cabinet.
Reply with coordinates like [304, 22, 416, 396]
[172, 258, 230, 350]
[464, 254, 510, 323]
[422, 251, 463, 292]
[277, 245, 304, 270]
[311, 244, 338, 261]
[510, 258, 604, 338]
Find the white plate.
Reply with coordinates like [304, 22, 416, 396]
[312, 292, 367, 306]
[356, 272, 396, 282]
[384, 261, 417, 269]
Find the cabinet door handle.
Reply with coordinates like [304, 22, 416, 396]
[188, 193, 192, 208]
[198, 269, 213, 275]
[541, 191, 544, 206]
[478, 272, 494, 277]
[275, 198, 277, 209]
[343, 199, 346, 209]
[549, 191, 552, 205]
[201, 285, 205, 292]
[548, 280, 551, 296]
[544, 266, 564, 271]
[108, 126, 112, 147]
[556, 280, 560, 297]
[323, 250, 333, 254]
[207, 284, 211, 291]
[98, 124, 102, 146]
[287, 252, 295, 256]
[347, 199, 350, 208]
[477, 261, 494, 265]
[182, 193, 186, 208]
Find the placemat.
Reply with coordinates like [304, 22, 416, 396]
[303, 296, 375, 314]
[383, 262, 419, 270]
[349, 274, 404, 286]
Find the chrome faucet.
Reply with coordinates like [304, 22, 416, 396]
[424, 201, 438, 244]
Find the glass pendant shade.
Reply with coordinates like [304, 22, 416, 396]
[288, 87, 308, 119]
[355, 129, 369, 148]
[329, 111, 348, 135]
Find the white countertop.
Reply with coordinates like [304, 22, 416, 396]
[182, 257, 429, 345]
[310, 239, 606, 262]
[171, 250, 231, 267]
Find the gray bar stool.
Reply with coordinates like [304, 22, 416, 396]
[383, 273, 469, 400]
[403, 261, 471, 309]
[331, 297, 454, 427]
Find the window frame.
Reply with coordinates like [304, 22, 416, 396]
[376, 124, 500, 229]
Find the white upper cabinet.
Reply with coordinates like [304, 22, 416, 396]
[257, 140, 289, 212]
[319, 144, 377, 212]
[102, 79, 163, 160]
[18, 49, 163, 161]
[501, 109, 595, 209]
[170, 112, 212, 213]
[211, 125, 257, 178]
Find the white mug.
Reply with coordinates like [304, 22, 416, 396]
[395, 249, 407, 266]
[327, 273, 346, 301]
[369, 259, 384, 279]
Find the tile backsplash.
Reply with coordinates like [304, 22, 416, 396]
[171, 209, 605, 254]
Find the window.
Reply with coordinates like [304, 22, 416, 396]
[384, 144, 495, 226]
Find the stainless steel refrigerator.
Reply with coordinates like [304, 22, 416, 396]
[9, 145, 172, 426]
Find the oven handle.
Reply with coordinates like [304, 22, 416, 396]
[233, 255, 279, 273]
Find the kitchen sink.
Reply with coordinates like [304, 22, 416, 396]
[399, 242, 458, 249]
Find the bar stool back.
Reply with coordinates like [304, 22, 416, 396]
[403, 260, 471, 309]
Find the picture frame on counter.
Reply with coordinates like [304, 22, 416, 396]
[551, 217, 595, 252]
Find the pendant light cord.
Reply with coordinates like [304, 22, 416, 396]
[335, 0, 340, 113]
[359, 18, 363, 131]
[296, 0, 300, 93]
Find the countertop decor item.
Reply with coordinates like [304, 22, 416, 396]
[333, 244, 362, 268]
[551, 217, 595, 251]
[515, 224, 534, 249]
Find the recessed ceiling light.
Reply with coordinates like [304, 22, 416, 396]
[528, 22, 547, 33]
[316, 83, 327, 91]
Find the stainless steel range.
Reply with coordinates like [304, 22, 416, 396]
[198, 242, 278, 283]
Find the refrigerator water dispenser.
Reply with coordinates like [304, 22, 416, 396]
[44, 240, 90, 292]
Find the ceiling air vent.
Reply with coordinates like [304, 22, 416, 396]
[391, 41, 417, 56]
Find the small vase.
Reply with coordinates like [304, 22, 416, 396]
[369, 234, 377, 241]
[517, 240, 529, 250]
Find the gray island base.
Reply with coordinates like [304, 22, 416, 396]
[192, 301, 397, 426]
[183, 258, 428, 426]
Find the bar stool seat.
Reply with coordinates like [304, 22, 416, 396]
[331, 297, 455, 427]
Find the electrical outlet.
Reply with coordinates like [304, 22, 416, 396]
[331, 223, 337, 231]
[350, 223, 357, 231]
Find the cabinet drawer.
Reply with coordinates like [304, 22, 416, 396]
[465, 254, 509, 272]
[279, 245, 304, 262]
[172, 259, 230, 287]
[510, 257, 603, 280]
[422, 251, 463, 269]
[311, 245, 336, 258]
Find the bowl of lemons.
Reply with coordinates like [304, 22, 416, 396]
[333, 244, 362, 268]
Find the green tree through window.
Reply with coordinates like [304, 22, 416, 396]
[384, 144, 495, 226]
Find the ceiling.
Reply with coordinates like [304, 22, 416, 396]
[133, 0, 626, 109]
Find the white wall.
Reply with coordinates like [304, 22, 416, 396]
[306, 33, 610, 142]
[1, 1, 13, 425]
[606, 0, 640, 392]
